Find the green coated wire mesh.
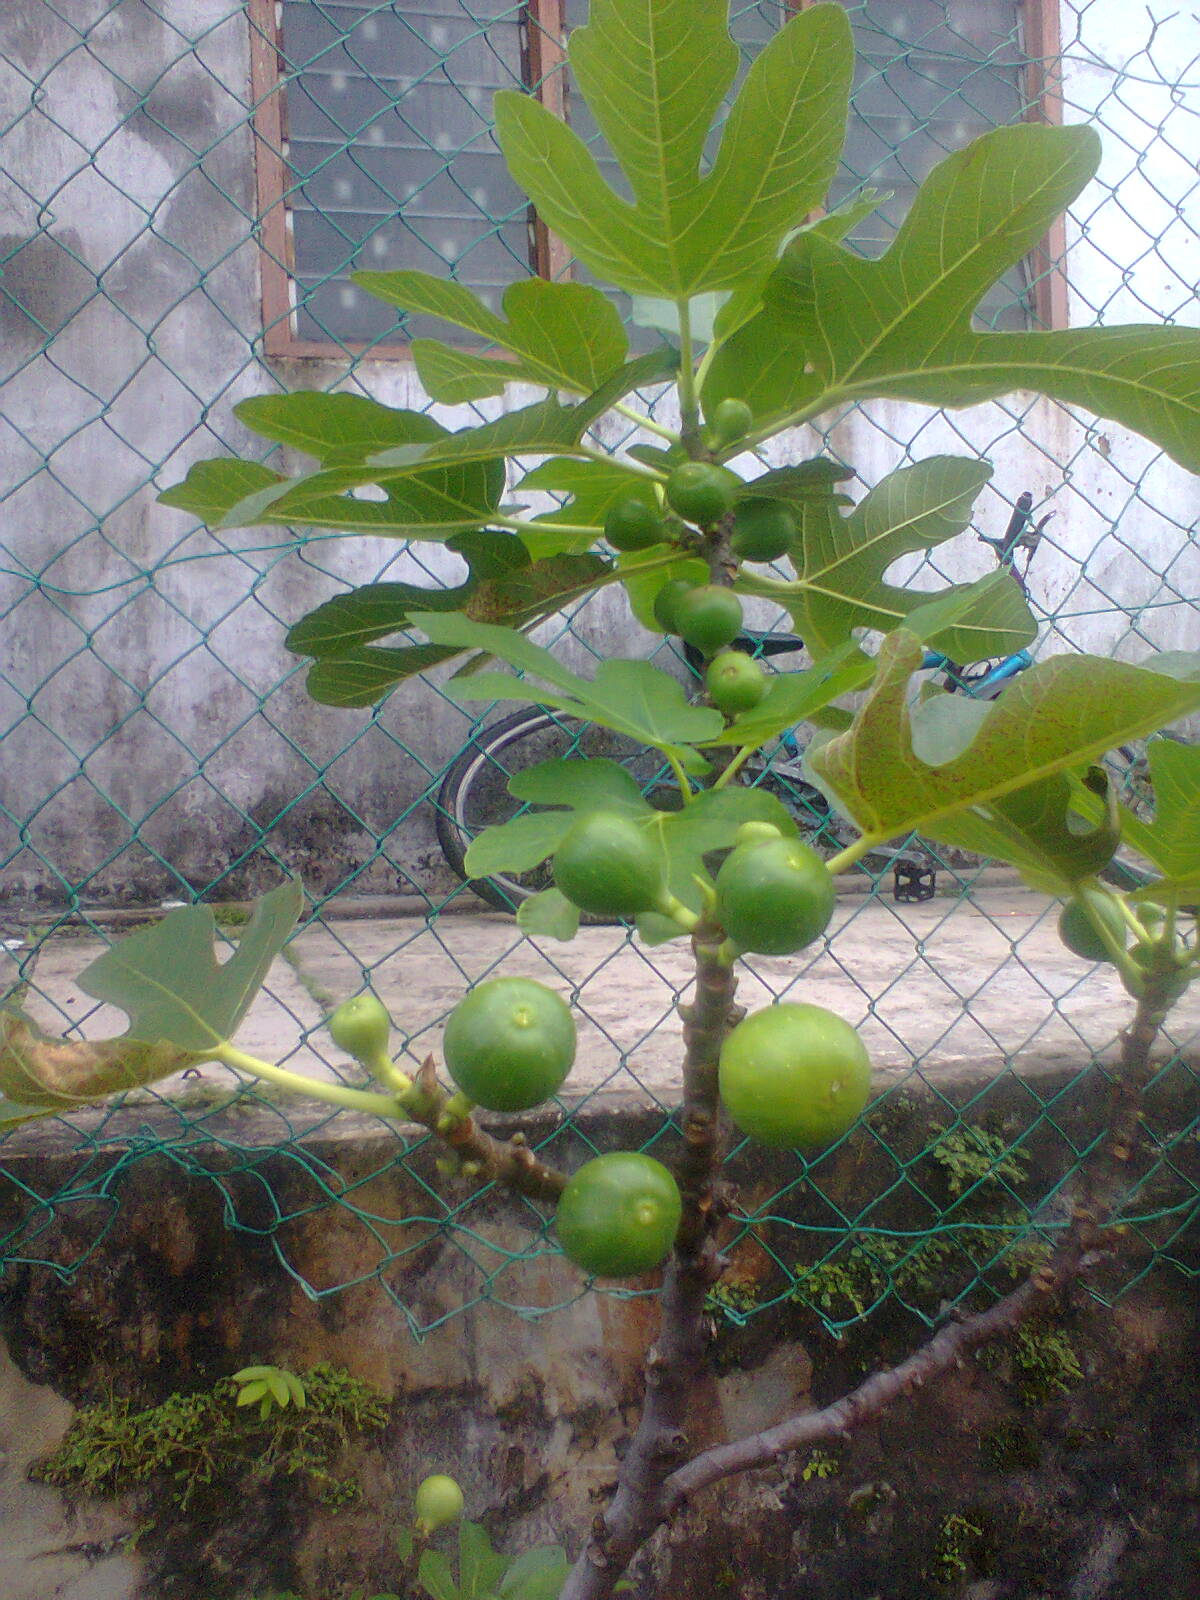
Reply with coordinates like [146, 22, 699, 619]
[2, 1, 1198, 1342]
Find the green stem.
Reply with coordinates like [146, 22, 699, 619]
[366, 1050, 414, 1096]
[665, 751, 694, 803]
[654, 891, 700, 933]
[739, 388, 852, 455]
[214, 1043, 406, 1118]
[711, 744, 759, 790]
[1111, 894, 1152, 946]
[495, 514, 603, 539]
[576, 444, 667, 480]
[693, 336, 720, 403]
[675, 299, 701, 448]
[612, 401, 679, 444]
[1078, 883, 1147, 992]
[825, 834, 883, 876]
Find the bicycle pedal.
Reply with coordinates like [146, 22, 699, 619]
[893, 862, 937, 903]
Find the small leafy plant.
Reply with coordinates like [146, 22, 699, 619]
[932, 1512, 987, 1585]
[6, 2, 1200, 1595]
[402, 1520, 572, 1600]
[33, 1363, 387, 1511]
[232, 1364, 308, 1422]
[927, 1123, 1030, 1201]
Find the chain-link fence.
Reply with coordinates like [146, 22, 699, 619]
[2, 1, 1198, 1337]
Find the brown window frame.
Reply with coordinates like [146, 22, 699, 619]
[1018, 0, 1070, 331]
[248, 0, 569, 360]
[249, 0, 1066, 363]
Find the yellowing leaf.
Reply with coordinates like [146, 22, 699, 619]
[0, 1011, 191, 1119]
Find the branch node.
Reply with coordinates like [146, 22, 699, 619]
[652, 1429, 689, 1461]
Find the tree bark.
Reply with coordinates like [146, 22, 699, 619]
[559, 930, 739, 1600]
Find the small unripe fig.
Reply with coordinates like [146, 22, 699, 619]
[707, 650, 767, 713]
[707, 397, 754, 448]
[328, 992, 392, 1061]
[604, 495, 667, 551]
[1058, 897, 1126, 963]
[715, 836, 836, 955]
[734, 820, 784, 848]
[652, 577, 699, 633]
[672, 585, 743, 655]
[554, 811, 664, 918]
[664, 462, 741, 527]
[730, 500, 797, 562]
[414, 1473, 464, 1533]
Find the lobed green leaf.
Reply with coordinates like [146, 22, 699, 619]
[234, 393, 446, 463]
[413, 613, 723, 767]
[1078, 736, 1200, 904]
[303, 645, 462, 709]
[705, 122, 1200, 474]
[288, 535, 610, 707]
[366, 350, 677, 475]
[161, 453, 506, 541]
[516, 889, 582, 942]
[929, 770, 1121, 894]
[78, 879, 304, 1053]
[494, 0, 852, 298]
[352, 272, 631, 400]
[733, 458, 1036, 660]
[462, 755, 798, 943]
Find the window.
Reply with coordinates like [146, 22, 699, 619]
[251, 0, 561, 354]
[250, 1, 1062, 359]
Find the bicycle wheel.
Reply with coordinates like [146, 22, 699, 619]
[435, 708, 681, 912]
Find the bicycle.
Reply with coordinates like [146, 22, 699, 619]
[433, 492, 1163, 913]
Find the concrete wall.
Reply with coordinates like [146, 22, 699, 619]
[1, 1073, 1198, 1599]
[2, 0, 1198, 909]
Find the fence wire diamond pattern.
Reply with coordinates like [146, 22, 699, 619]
[1, 1, 1198, 1336]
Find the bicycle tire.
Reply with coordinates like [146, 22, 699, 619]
[435, 708, 681, 913]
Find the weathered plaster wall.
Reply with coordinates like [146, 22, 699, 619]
[0, 1076, 1198, 1600]
[3, 0, 1198, 907]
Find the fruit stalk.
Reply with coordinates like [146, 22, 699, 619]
[559, 927, 740, 1600]
[223, 1039, 567, 1203]
[408, 1056, 569, 1203]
